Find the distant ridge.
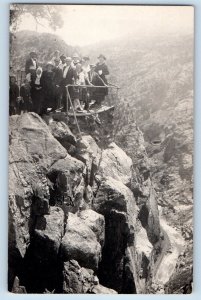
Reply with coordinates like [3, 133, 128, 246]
[10, 30, 80, 71]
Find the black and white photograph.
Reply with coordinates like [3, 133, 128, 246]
[8, 4, 194, 294]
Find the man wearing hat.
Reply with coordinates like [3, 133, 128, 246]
[88, 64, 108, 109]
[53, 58, 63, 109]
[60, 57, 77, 111]
[25, 51, 38, 75]
[95, 54, 109, 85]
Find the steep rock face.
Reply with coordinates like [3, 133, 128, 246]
[49, 120, 77, 151]
[9, 112, 159, 294]
[74, 135, 102, 187]
[98, 142, 133, 186]
[93, 176, 138, 293]
[33, 206, 64, 261]
[79, 209, 105, 246]
[61, 212, 102, 270]
[8, 113, 67, 289]
[48, 155, 85, 211]
[62, 260, 117, 294]
[114, 124, 161, 246]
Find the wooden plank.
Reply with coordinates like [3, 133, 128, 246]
[67, 106, 114, 117]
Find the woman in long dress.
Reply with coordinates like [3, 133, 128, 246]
[42, 61, 56, 113]
[30, 67, 44, 115]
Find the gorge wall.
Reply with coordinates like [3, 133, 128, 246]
[9, 111, 161, 294]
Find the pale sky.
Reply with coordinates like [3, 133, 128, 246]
[18, 5, 194, 46]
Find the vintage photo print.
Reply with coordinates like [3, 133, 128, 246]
[9, 4, 194, 294]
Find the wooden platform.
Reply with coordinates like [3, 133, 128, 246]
[67, 105, 114, 117]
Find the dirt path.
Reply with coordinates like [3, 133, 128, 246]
[154, 214, 185, 284]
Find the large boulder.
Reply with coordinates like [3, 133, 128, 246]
[98, 142, 133, 186]
[8, 113, 68, 291]
[61, 213, 102, 270]
[9, 113, 67, 172]
[79, 209, 105, 246]
[93, 176, 137, 221]
[9, 113, 67, 259]
[93, 176, 138, 293]
[62, 260, 117, 294]
[62, 260, 94, 293]
[49, 120, 77, 150]
[48, 155, 85, 212]
[32, 207, 64, 261]
[62, 260, 92, 293]
[75, 135, 102, 187]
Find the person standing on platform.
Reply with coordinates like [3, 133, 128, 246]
[53, 58, 63, 109]
[30, 67, 44, 115]
[60, 57, 77, 111]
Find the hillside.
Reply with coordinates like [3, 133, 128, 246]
[10, 30, 80, 71]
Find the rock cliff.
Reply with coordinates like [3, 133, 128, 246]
[8, 112, 160, 293]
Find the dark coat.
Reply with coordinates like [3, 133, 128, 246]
[89, 71, 108, 101]
[42, 70, 56, 109]
[9, 83, 19, 106]
[25, 58, 38, 74]
[30, 73, 44, 115]
[61, 65, 77, 87]
[20, 84, 31, 111]
[94, 62, 109, 84]
[61, 66, 77, 107]
[53, 67, 63, 86]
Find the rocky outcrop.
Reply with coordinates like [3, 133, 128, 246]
[62, 260, 117, 294]
[93, 176, 138, 293]
[61, 212, 102, 269]
[62, 260, 95, 293]
[79, 209, 105, 246]
[8, 113, 67, 290]
[33, 207, 64, 261]
[48, 155, 85, 211]
[98, 142, 133, 186]
[49, 120, 77, 153]
[8, 112, 160, 294]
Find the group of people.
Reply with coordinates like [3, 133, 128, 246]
[9, 50, 110, 116]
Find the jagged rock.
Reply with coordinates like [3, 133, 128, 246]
[138, 183, 161, 245]
[48, 155, 85, 212]
[79, 209, 105, 246]
[49, 120, 77, 150]
[75, 135, 101, 186]
[62, 260, 94, 293]
[135, 222, 153, 259]
[91, 284, 118, 294]
[9, 113, 67, 262]
[9, 113, 67, 171]
[98, 142, 133, 186]
[93, 176, 138, 293]
[61, 213, 102, 269]
[93, 176, 137, 220]
[33, 207, 64, 260]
